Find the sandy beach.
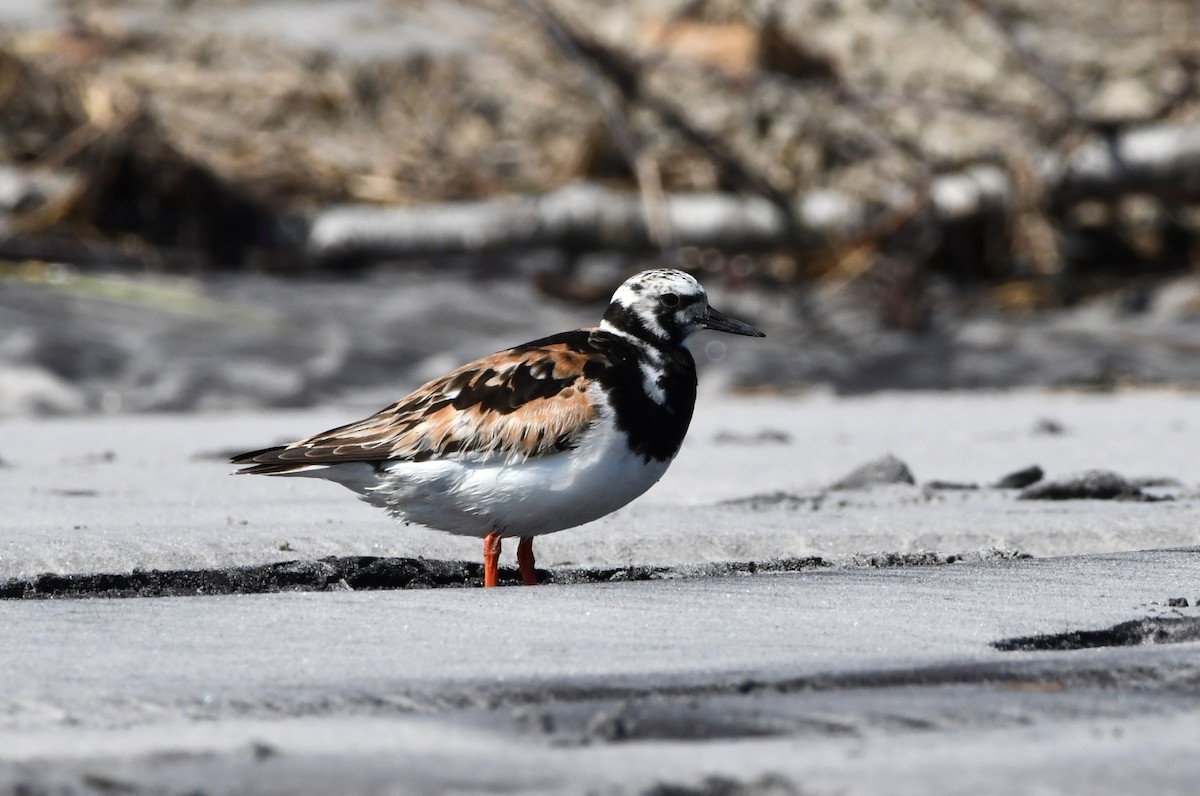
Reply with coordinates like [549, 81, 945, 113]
[3, 391, 1200, 794]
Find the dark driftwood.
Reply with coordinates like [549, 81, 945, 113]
[305, 122, 1200, 263]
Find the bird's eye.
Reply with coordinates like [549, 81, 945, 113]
[660, 293, 680, 308]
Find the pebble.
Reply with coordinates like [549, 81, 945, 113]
[994, 465, 1044, 489]
[829, 454, 915, 491]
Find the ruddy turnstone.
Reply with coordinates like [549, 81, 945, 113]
[232, 268, 764, 587]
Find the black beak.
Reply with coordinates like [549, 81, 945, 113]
[701, 306, 765, 337]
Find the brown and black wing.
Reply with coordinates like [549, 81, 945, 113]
[232, 333, 608, 473]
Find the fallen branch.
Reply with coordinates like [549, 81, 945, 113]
[1051, 123, 1200, 206]
[306, 168, 1005, 262]
[308, 183, 800, 261]
[306, 122, 1200, 264]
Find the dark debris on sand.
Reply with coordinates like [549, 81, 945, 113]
[1017, 469, 1169, 502]
[643, 774, 802, 796]
[0, 556, 828, 599]
[0, 550, 1034, 600]
[0, 556, 482, 599]
[994, 616, 1200, 652]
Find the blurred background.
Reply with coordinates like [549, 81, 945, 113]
[2, 0, 1200, 416]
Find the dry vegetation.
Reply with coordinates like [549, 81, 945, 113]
[1, 0, 1199, 320]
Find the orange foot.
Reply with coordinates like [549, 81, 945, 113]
[517, 536, 538, 586]
[483, 531, 502, 588]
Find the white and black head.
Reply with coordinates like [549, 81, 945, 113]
[599, 269, 764, 347]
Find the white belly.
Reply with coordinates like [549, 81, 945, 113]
[358, 418, 671, 538]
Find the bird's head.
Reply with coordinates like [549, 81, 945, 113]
[600, 268, 764, 346]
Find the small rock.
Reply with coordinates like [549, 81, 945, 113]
[1018, 470, 1148, 501]
[994, 465, 1044, 489]
[250, 741, 279, 761]
[720, 491, 815, 510]
[829, 454, 915, 490]
[49, 489, 100, 498]
[1033, 418, 1065, 435]
[923, 480, 978, 491]
[1133, 476, 1182, 488]
[1167, 597, 1189, 608]
[713, 428, 792, 445]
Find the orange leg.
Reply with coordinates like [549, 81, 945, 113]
[517, 537, 538, 586]
[483, 531, 502, 588]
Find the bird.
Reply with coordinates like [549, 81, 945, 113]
[232, 268, 764, 587]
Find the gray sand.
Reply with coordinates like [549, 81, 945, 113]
[5, 390, 1200, 578]
[3, 390, 1200, 794]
